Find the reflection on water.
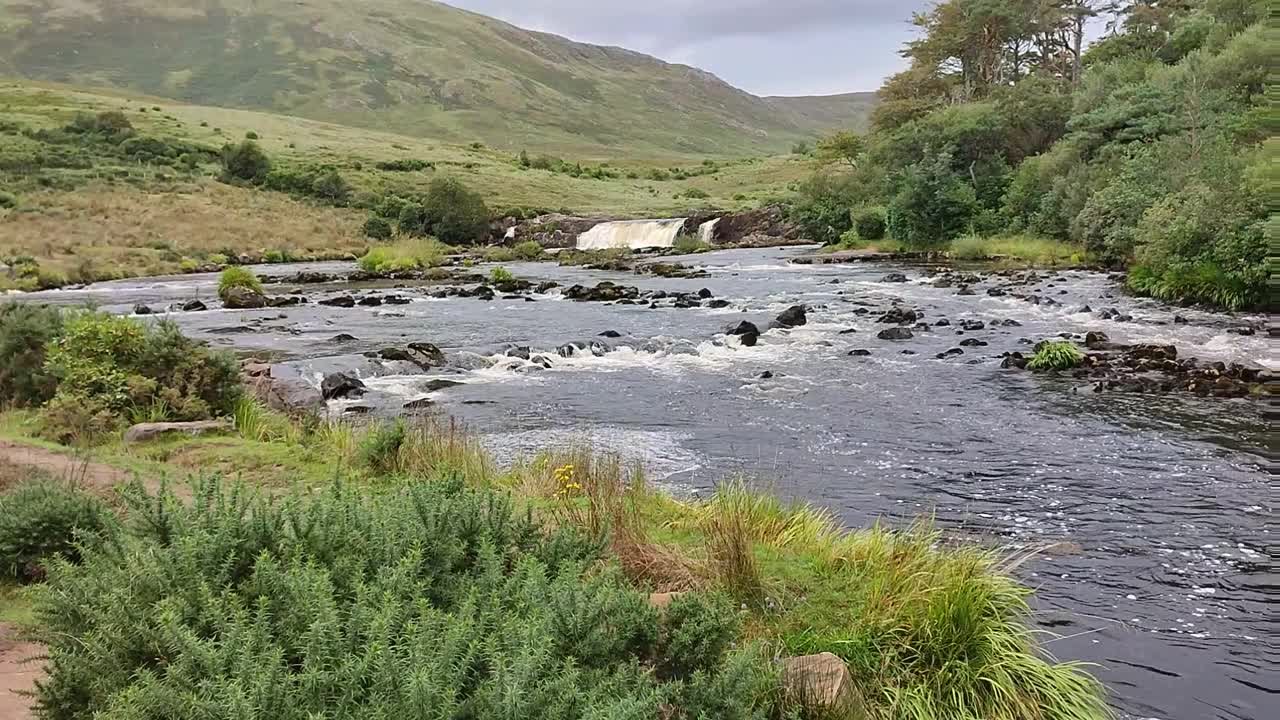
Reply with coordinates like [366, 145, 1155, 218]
[21, 248, 1274, 720]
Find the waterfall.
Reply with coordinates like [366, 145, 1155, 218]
[696, 217, 720, 245]
[576, 219, 687, 250]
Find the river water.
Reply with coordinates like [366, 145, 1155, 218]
[22, 247, 1275, 719]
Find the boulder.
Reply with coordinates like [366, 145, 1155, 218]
[772, 305, 808, 329]
[372, 342, 446, 370]
[357, 295, 384, 307]
[321, 372, 366, 400]
[877, 327, 914, 341]
[124, 420, 229, 444]
[247, 374, 324, 414]
[330, 333, 358, 343]
[936, 348, 965, 359]
[403, 398, 435, 411]
[960, 320, 985, 331]
[506, 346, 532, 360]
[222, 286, 267, 309]
[1084, 331, 1110, 349]
[319, 295, 356, 308]
[707, 299, 730, 309]
[876, 307, 918, 325]
[267, 295, 303, 308]
[782, 653, 863, 716]
[133, 304, 154, 315]
[1129, 344, 1177, 361]
[848, 349, 871, 357]
[599, 330, 624, 338]
[728, 321, 761, 337]
[959, 338, 988, 347]
[420, 378, 464, 393]
[881, 272, 908, 283]
[180, 300, 207, 312]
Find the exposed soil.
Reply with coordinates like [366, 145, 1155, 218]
[0, 624, 40, 720]
[0, 440, 132, 494]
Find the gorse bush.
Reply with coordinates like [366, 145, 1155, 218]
[0, 303, 65, 407]
[1027, 341, 1085, 371]
[219, 140, 271, 182]
[217, 266, 262, 301]
[852, 206, 887, 240]
[30, 478, 777, 720]
[0, 479, 113, 582]
[422, 177, 491, 246]
[361, 215, 393, 240]
[38, 314, 240, 443]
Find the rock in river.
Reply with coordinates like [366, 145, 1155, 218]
[877, 307, 918, 325]
[772, 305, 808, 329]
[881, 272, 909, 283]
[319, 295, 356, 308]
[877, 327, 914, 341]
[222, 286, 267, 309]
[321, 372, 366, 400]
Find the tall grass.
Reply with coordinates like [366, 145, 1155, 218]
[357, 237, 453, 273]
[232, 396, 298, 443]
[950, 233, 1085, 266]
[355, 417, 494, 483]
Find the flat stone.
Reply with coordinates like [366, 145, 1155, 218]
[123, 420, 229, 444]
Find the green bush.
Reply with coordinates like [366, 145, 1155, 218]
[422, 177, 491, 245]
[489, 267, 514, 284]
[358, 238, 451, 273]
[681, 188, 710, 200]
[513, 240, 545, 260]
[27, 478, 776, 720]
[219, 140, 271, 183]
[852, 206, 888, 240]
[0, 480, 113, 582]
[38, 315, 241, 443]
[217, 266, 262, 301]
[1027, 341, 1085, 371]
[481, 246, 516, 263]
[0, 303, 65, 407]
[887, 153, 979, 248]
[362, 215, 393, 240]
[359, 419, 408, 475]
[374, 158, 432, 172]
[309, 169, 351, 204]
[245, 131, 259, 140]
[0, 191, 18, 209]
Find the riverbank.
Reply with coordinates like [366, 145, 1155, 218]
[0, 409, 1111, 719]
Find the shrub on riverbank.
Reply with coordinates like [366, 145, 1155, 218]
[0, 303, 65, 408]
[0, 479, 112, 582]
[951, 233, 1084, 266]
[35, 313, 239, 443]
[357, 237, 453, 273]
[29, 477, 779, 720]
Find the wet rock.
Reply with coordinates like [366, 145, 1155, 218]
[876, 307, 918, 325]
[330, 333, 358, 343]
[707, 299, 730, 309]
[936, 348, 965, 359]
[957, 287, 977, 296]
[357, 296, 384, 307]
[124, 420, 229, 444]
[995, 319, 1022, 327]
[1130, 344, 1177, 361]
[319, 295, 356, 308]
[282, 271, 337, 284]
[698, 288, 714, 299]
[772, 305, 808, 329]
[881, 272, 909, 283]
[473, 285, 496, 301]
[900, 350, 917, 355]
[1173, 315, 1188, 324]
[403, 398, 435, 411]
[420, 379, 464, 393]
[343, 405, 374, 415]
[179, 300, 207, 312]
[728, 321, 761, 337]
[599, 330, 624, 338]
[985, 287, 1006, 297]
[321, 372, 366, 400]
[384, 295, 411, 305]
[133, 304, 154, 315]
[1076, 305, 1092, 314]
[506, 346, 531, 360]
[959, 338, 988, 347]
[739, 332, 759, 347]
[1228, 326, 1255, 336]
[223, 286, 268, 309]
[1000, 352, 1028, 369]
[1084, 331, 1110, 349]
[564, 282, 638, 303]
[852, 307, 870, 315]
[267, 295, 303, 308]
[934, 319, 951, 327]
[672, 295, 701, 309]
[838, 328, 858, 335]
[557, 342, 586, 358]
[876, 327, 914, 341]
[758, 371, 774, 379]
[535, 281, 560, 294]
[530, 354, 554, 369]
[848, 349, 871, 357]
[960, 320, 985, 331]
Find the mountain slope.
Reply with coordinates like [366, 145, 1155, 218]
[0, 0, 874, 157]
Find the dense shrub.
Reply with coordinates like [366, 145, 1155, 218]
[852, 206, 888, 240]
[219, 140, 271, 182]
[374, 158, 432, 172]
[65, 111, 135, 142]
[217, 266, 262, 301]
[28, 479, 775, 720]
[422, 177, 491, 245]
[0, 480, 112, 582]
[489, 267, 514, 283]
[38, 314, 240, 443]
[887, 153, 979, 247]
[361, 215, 393, 240]
[309, 168, 351, 204]
[0, 303, 65, 407]
[0, 191, 16, 209]
[358, 238, 452, 273]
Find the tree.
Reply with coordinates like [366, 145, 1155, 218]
[887, 152, 980, 247]
[422, 178, 490, 246]
[817, 131, 865, 169]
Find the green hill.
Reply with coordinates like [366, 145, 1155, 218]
[0, 0, 874, 158]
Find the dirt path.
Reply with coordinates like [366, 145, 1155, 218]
[0, 440, 133, 494]
[0, 624, 40, 720]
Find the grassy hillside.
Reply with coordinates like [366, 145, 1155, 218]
[0, 0, 874, 157]
[0, 80, 815, 285]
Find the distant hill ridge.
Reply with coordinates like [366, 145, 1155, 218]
[0, 0, 876, 156]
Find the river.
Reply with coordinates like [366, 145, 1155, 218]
[22, 247, 1275, 720]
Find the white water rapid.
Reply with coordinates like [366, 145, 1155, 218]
[576, 219, 686, 250]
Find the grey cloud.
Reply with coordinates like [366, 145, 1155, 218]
[443, 0, 930, 95]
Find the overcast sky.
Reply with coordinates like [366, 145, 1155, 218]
[443, 1, 932, 97]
